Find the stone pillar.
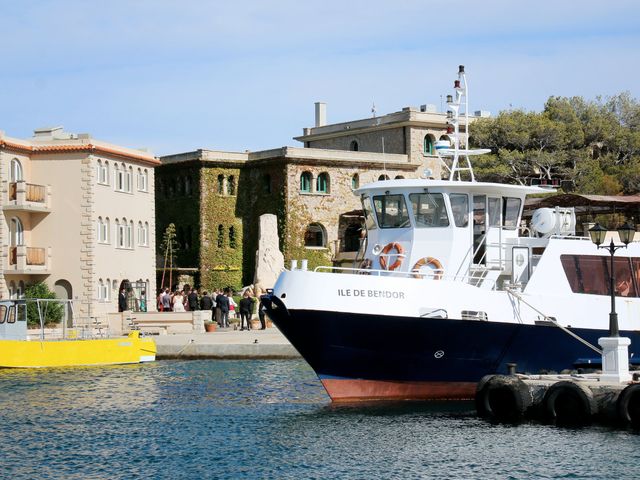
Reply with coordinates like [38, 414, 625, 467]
[598, 336, 632, 383]
[253, 214, 285, 289]
[192, 310, 211, 332]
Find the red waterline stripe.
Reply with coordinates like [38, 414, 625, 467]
[321, 378, 477, 402]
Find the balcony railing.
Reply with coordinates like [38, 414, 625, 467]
[6, 245, 50, 273]
[5, 181, 50, 211]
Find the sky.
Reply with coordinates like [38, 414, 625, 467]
[1, 0, 639, 156]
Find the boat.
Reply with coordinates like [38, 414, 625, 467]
[0, 299, 156, 368]
[261, 66, 640, 402]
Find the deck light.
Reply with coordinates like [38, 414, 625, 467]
[446, 111, 453, 119]
[446, 95, 453, 104]
[590, 221, 637, 337]
[588, 223, 607, 246]
[617, 223, 636, 245]
[454, 80, 461, 89]
[459, 65, 465, 74]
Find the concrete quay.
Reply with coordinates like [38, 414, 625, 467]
[153, 328, 301, 359]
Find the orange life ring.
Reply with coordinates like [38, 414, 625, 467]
[412, 257, 444, 279]
[379, 242, 404, 271]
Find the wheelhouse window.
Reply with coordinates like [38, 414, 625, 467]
[409, 193, 449, 228]
[561, 255, 640, 297]
[361, 195, 377, 230]
[488, 197, 501, 227]
[373, 194, 410, 229]
[300, 172, 312, 192]
[450, 194, 469, 227]
[378, 174, 390, 181]
[304, 223, 326, 247]
[502, 197, 521, 229]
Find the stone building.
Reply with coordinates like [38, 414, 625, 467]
[157, 103, 461, 289]
[0, 127, 158, 320]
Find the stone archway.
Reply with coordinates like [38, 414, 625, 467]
[54, 279, 73, 321]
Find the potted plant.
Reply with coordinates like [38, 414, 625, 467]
[204, 321, 216, 333]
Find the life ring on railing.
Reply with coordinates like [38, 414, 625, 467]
[412, 257, 444, 279]
[379, 242, 404, 271]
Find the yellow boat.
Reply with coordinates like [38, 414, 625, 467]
[0, 300, 156, 368]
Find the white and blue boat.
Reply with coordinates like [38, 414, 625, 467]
[261, 67, 640, 401]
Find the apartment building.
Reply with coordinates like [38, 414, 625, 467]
[0, 127, 159, 319]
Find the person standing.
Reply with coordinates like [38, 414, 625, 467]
[239, 291, 254, 331]
[172, 290, 185, 312]
[140, 290, 147, 312]
[161, 288, 171, 312]
[188, 288, 200, 311]
[200, 290, 213, 311]
[118, 288, 127, 312]
[216, 288, 230, 328]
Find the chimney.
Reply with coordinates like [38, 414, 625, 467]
[315, 102, 326, 127]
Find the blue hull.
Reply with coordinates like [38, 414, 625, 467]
[262, 295, 639, 399]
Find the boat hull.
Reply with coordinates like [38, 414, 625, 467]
[262, 297, 640, 401]
[0, 332, 156, 368]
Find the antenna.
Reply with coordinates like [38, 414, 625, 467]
[371, 102, 377, 118]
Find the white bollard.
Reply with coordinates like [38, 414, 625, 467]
[290, 260, 298, 270]
[300, 259, 308, 271]
[599, 336, 632, 383]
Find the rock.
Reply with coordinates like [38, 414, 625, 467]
[253, 214, 285, 289]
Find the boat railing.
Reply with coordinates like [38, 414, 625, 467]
[313, 265, 496, 288]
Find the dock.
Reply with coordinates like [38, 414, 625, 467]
[153, 328, 301, 359]
[475, 372, 640, 428]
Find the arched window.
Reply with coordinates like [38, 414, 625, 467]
[97, 160, 107, 184]
[227, 175, 236, 196]
[395, 175, 405, 179]
[104, 217, 110, 243]
[105, 279, 111, 301]
[263, 174, 272, 194]
[18, 281, 24, 299]
[300, 172, 312, 192]
[126, 166, 133, 193]
[217, 174, 225, 194]
[217, 224, 224, 248]
[115, 164, 125, 191]
[351, 174, 359, 190]
[10, 217, 24, 246]
[349, 140, 359, 151]
[115, 219, 123, 247]
[137, 168, 148, 192]
[229, 226, 236, 249]
[128, 221, 134, 248]
[423, 135, 435, 155]
[304, 223, 326, 248]
[104, 162, 110, 185]
[316, 172, 329, 193]
[97, 217, 106, 243]
[98, 279, 105, 301]
[378, 174, 390, 181]
[8, 281, 15, 300]
[143, 222, 149, 246]
[137, 222, 145, 246]
[10, 159, 23, 182]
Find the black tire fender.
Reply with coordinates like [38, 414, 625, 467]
[544, 381, 596, 426]
[475, 375, 532, 422]
[617, 383, 640, 429]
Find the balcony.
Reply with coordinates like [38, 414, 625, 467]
[6, 245, 51, 275]
[3, 181, 51, 213]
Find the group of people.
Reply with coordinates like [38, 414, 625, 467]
[156, 286, 266, 330]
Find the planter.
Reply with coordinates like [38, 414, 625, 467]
[205, 323, 217, 333]
[250, 319, 261, 330]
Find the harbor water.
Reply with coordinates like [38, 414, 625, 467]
[2, 359, 639, 479]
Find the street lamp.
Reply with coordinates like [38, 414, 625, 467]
[588, 222, 636, 336]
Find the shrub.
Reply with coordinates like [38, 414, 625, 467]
[24, 282, 63, 328]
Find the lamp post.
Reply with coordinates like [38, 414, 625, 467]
[589, 222, 636, 383]
[588, 222, 636, 336]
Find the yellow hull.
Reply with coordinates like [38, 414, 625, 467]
[0, 331, 156, 368]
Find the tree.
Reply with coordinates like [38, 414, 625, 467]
[159, 223, 180, 290]
[24, 282, 63, 328]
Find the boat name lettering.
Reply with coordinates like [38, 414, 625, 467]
[337, 288, 405, 299]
